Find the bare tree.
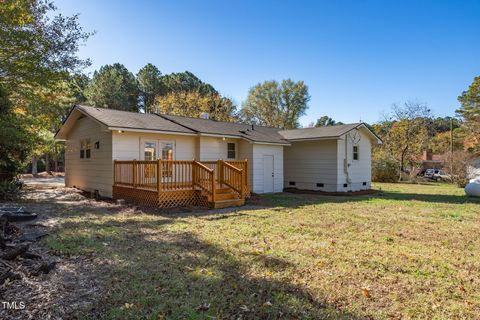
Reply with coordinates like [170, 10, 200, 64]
[378, 101, 433, 180]
[443, 150, 473, 187]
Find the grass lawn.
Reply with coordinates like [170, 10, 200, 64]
[43, 183, 480, 319]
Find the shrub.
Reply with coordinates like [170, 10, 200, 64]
[0, 179, 22, 201]
[372, 158, 399, 182]
[443, 151, 473, 188]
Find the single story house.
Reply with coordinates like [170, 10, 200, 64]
[54, 105, 381, 207]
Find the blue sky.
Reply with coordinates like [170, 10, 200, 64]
[56, 0, 480, 126]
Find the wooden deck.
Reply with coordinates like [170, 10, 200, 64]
[113, 160, 249, 208]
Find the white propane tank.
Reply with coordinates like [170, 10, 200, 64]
[464, 177, 480, 197]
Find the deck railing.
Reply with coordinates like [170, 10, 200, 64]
[113, 159, 249, 204]
[192, 161, 215, 199]
[220, 161, 244, 197]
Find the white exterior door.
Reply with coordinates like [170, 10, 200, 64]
[263, 155, 274, 193]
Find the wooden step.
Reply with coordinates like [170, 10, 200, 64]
[208, 192, 238, 201]
[212, 198, 245, 209]
[216, 187, 231, 194]
[215, 192, 237, 201]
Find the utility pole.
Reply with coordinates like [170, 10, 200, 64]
[450, 117, 454, 174]
[450, 117, 454, 156]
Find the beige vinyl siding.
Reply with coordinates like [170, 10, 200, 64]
[337, 128, 372, 191]
[64, 116, 113, 197]
[252, 144, 284, 193]
[283, 140, 338, 192]
[112, 131, 196, 160]
[198, 136, 239, 161]
[238, 140, 254, 189]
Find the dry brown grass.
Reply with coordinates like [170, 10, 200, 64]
[14, 183, 480, 318]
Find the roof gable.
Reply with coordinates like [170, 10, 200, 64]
[55, 105, 196, 140]
[279, 123, 382, 144]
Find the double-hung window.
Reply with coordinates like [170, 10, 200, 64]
[353, 145, 359, 160]
[80, 139, 91, 159]
[227, 143, 236, 159]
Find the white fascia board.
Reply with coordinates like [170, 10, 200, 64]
[286, 137, 341, 142]
[251, 141, 291, 146]
[198, 133, 241, 139]
[108, 127, 197, 136]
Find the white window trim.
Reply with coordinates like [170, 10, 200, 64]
[143, 140, 157, 161]
[353, 145, 359, 161]
[80, 138, 91, 160]
[139, 138, 176, 160]
[227, 142, 236, 160]
[159, 140, 176, 160]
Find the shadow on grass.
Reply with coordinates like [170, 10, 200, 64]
[41, 202, 362, 319]
[253, 190, 480, 209]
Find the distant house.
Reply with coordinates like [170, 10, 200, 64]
[54, 106, 381, 208]
[420, 150, 445, 171]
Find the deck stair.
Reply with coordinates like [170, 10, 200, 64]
[206, 186, 245, 208]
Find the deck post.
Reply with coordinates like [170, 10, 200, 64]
[240, 169, 245, 199]
[133, 160, 137, 188]
[157, 159, 161, 192]
[211, 170, 216, 203]
[158, 160, 163, 191]
[217, 159, 223, 187]
[113, 160, 117, 185]
[244, 159, 248, 192]
[192, 160, 196, 188]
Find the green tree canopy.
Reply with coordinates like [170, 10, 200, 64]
[137, 63, 164, 113]
[0, 86, 32, 177]
[85, 63, 139, 112]
[0, 0, 91, 176]
[429, 116, 461, 133]
[0, 0, 91, 91]
[161, 71, 218, 96]
[241, 79, 310, 129]
[155, 91, 237, 122]
[315, 116, 344, 127]
[456, 76, 480, 153]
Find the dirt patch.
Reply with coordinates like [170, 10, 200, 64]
[0, 187, 107, 319]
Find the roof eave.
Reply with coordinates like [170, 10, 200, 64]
[108, 127, 196, 136]
[284, 136, 341, 142]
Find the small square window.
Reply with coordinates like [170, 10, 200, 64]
[227, 143, 236, 159]
[343, 183, 348, 188]
[316, 183, 324, 187]
[353, 145, 359, 160]
[362, 182, 367, 186]
[289, 181, 296, 186]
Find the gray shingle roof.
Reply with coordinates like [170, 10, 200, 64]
[58, 106, 378, 144]
[278, 123, 362, 140]
[159, 114, 290, 145]
[58, 106, 289, 144]
[76, 105, 195, 134]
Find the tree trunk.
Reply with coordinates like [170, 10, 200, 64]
[45, 154, 50, 174]
[31, 156, 38, 175]
[54, 144, 59, 172]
